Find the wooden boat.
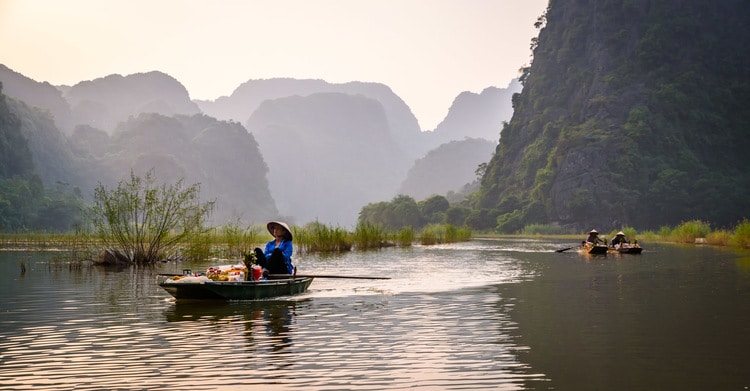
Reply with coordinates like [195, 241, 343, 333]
[579, 243, 608, 255]
[609, 244, 643, 254]
[159, 275, 314, 301]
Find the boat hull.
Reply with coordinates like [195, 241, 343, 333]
[610, 246, 643, 254]
[160, 277, 314, 301]
[580, 245, 608, 255]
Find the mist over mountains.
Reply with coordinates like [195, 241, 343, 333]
[0, 64, 517, 227]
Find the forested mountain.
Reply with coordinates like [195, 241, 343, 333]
[477, 0, 750, 232]
[0, 84, 34, 179]
[71, 113, 278, 224]
[0, 64, 73, 133]
[246, 92, 410, 227]
[398, 138, 496, 201]
[0, 64, 516, 229]
[6, 97, 80, 187]
[0, 85, 84, 230]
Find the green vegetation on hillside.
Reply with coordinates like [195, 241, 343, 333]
[0, 84, 85, 231]
[475, 0, 750, 232]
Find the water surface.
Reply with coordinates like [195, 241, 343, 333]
[1, 239, 748, 390]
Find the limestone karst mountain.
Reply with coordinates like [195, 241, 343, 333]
[398, 138, 496, 202]
[1, 64, 519, 228]
[195, 78, 425, 159]
[246, 92, 410, 227]
[63, 71, 201, 134]
[477, 0, 750, 231]
[422, 80, 521, 147]
[70, 113, 278, 224]
[0, 64, 74, 133]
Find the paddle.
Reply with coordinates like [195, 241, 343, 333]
[157, 273, 391, 280]
[269, 274, 391, 280]
[555, 247, 575, 253]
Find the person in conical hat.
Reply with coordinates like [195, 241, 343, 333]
[585, 229, 601, 245]
[610, 231, 629, 248]
[253, 221, 294, 275]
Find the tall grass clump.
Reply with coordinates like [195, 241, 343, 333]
[353, 223, 388, 250]
[183, 228, 216, 261]
[295, 221, 352, 254]
[419, 225, 440, 245]
[446, 225, 472, 242]
[395, 226, 415, 247]
[706, 230, 731, 246]
[658, 225, 672, 238]
[216, 220, 262, 259]
[419, 224, 471, 245]
[730, 219, 750, 249]
[670, 220, 712, 243]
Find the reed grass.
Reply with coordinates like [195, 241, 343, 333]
[418, 224, 470, 245]
[6, 218, 748, 259]
[352, 223, 388, 250]
[668, 220, 712, 243]
[294, 221, 353, 254]
[394, 226, 415, 247]
[730, 219, 750, 249]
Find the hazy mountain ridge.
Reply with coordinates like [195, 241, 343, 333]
[196, 78, 425, 159]
[71, 113, 278, 224]
[398, 138, 496, 202]
[0, 65, 515, 227]
[0, 64, 74, 132]
[247, 92, 410, 227]
[64, 71, 201, 134]
[423, 80, 521, 146]
[6, 97, 80, 187]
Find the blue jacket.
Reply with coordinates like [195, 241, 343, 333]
[263, 239, 294, 274]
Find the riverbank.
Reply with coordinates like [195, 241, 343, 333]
[475, 219, 750, 251]
[2, 219, 748, 256]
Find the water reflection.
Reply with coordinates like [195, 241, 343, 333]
[164, 300, 301, 354]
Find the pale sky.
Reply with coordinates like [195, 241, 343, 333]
[0, 0, 547, 130]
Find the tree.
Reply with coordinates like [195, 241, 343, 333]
[419, 195, 450, 225]
[88, 170, 214, 265]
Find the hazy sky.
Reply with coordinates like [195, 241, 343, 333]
[1, 0, 547, 130]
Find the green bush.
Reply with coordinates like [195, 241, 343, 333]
[730, 219, 750, 249]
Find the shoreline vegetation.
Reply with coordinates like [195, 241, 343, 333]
[1, 219, 748, 262]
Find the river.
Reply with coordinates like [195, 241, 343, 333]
[1, 238, 748, 390]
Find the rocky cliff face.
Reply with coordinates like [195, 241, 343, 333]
[478, 0, 750, 231]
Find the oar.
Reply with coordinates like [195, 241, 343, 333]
[158, 272, 391, 280]
[555, 247, 575, 253]
[269, 274, 391, 280]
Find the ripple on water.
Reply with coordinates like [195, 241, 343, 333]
[0, 243, 549, 390]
